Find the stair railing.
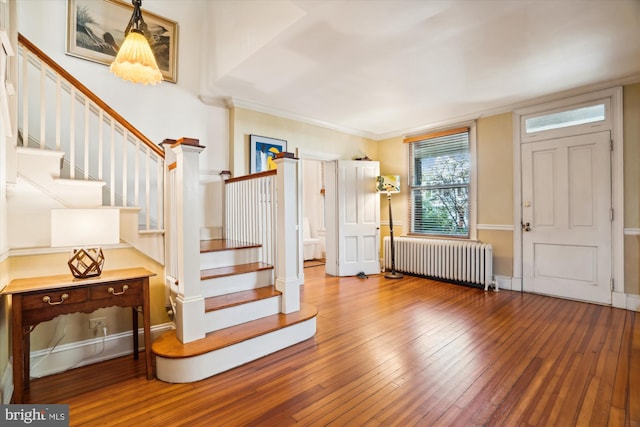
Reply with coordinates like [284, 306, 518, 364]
[224, 170, 278, 267]
[17, 34, 164, 231]
[225, 156, 304, 314]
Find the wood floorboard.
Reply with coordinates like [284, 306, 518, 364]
[22, 265, 638, 426]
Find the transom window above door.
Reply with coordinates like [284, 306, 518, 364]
[521, 100, 610, 142]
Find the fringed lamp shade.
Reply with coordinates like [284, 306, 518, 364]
[110, 30, 162, 85]
[110, 0, 163, 85]
[376, 175, 400, 194]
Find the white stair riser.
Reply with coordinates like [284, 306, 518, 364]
[17, 148, 103, 207]
[204, 296, 281, 332]
[201, 270, 274, 297]
[155, 318, 316, 383]
[200, 247, 260, 270]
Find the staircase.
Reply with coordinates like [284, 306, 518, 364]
[13, 34, 165, 262]
[11, 33, 317, 385]
[152, 239, 317, 383]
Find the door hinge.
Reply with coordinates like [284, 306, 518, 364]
[610, 277, 614, 291]
[610, 139, 614, 151]
[610, 208, 614, 222]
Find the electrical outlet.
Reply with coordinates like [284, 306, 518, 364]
[89, 317, 107, 329]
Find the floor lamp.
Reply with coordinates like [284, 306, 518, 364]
[377, 175, 403, 279]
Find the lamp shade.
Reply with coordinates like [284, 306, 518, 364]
[51, 209, 120, 248]
[376, 175, 400, 193]
[109, 29, 163, 85]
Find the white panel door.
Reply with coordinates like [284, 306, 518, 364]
[325, 160, 380, 276]
[522, 131, 611, 304]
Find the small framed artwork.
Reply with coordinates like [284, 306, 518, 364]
[66, 0, 178, 83]
[250, 135, 288, 173]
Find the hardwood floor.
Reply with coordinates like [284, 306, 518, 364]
[24, 266, 639, 426]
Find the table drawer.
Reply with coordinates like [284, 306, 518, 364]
[22, 288, 89, 310]
[90, 281, 142, 301]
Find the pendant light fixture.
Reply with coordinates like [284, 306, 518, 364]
[110, 0, 163, 85]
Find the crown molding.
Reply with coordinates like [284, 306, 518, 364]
[200, 95, 379, 140]
[199, 73, 640, 142]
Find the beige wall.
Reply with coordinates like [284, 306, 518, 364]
[230, 108, 378, 176]
[378, 136, 406, 241]
[477, 113, 514, 225]
[6, 248, 166, 352]
[476, 113, 514, 277]
[377, 114, 515, 277]
[623, 83, 640, 295]
[377, 84, 640, 287]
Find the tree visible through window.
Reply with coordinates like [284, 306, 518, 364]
[408, 128, 470, 237]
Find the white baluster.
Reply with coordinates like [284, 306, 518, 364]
[144, 147, 150, 230]
[55, 77, 61, 151]
[21, 48, 28, 146]
[122, 130, 128, 206]
[110, 120, 115, 206]
[69, 87, 75, 179]
[98, 110, 103, 181]
[83, 98, 89, 179]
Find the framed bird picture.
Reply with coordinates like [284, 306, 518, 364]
[66, 0, 178, 83]
[250, 135, 288, 173]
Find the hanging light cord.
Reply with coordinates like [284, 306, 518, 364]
[126, 0, 145, 35]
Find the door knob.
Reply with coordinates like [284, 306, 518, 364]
[522, 222, 531, 232]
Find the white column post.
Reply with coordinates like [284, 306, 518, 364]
[161, 139, 177, 310]
[172, 138, 205, 343]
[274, 156, 301, 313]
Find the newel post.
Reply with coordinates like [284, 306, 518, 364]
[274, 155, 301, 313]
[171, 138, 205, 343]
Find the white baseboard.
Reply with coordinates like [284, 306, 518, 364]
[29, 322, 172, 379]
[494, 275, 513, 291]
[623, 293, 640, 312]
[511, 276, 523, 292]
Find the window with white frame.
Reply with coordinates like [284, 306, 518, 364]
[524, 103, 606, 134]
[407, 127, 471, 237]
[521, 100, 609, 143]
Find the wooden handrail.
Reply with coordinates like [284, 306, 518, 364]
[18, 33, 164, 158]
[225, 169, 276, 184]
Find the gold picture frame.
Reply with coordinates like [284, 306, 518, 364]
[66, 0, 178, 83]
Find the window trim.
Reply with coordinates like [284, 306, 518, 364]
[520, 99, 611, 143]
[405, 122, 477, 240]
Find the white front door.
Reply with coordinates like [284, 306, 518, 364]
[522, 131, 612, 304]
[325, 160, 380, 276]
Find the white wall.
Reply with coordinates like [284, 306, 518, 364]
[18, 0, 230, 234]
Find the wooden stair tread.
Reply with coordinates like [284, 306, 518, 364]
[152, 303, 318, 359]
[200, 239, 260, 253]
[204, 286, 281, 312]
[201, 262, 273, 280]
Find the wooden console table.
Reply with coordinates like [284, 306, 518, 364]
[2, 267, 156, 403]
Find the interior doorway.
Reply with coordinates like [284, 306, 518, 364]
[297, 149, 340, 273]
[301, 157, 326, 268]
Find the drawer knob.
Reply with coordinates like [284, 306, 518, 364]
[42, 293, 69, 305]
[108, 285, 129, 296]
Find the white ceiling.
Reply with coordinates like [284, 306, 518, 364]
[199, 0, 640, 140]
